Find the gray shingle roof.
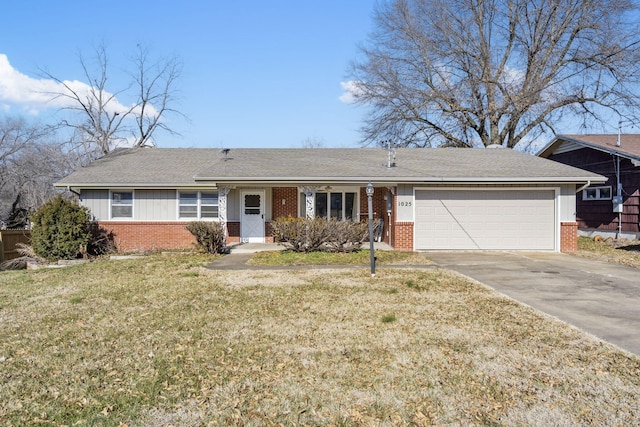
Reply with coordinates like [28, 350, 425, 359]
[55, 147, 605, 188]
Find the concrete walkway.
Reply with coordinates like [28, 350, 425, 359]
[426, 252, 640, 356]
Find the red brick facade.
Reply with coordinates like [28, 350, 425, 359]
[392, 222, 414, 250]
[560, 221, 578, 253]
[359, 186, 392, 244]
[99, 221, 196, 253]
[272, 187, 299, 219]
[227, 222, 240, 244]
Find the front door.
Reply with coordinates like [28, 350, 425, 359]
[240, 190, 265, 243]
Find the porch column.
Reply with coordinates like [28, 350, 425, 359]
[302, 187, 316, 219]
[218, 187, 231, 244]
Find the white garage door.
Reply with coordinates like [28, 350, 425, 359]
[415, 189, 556, 250]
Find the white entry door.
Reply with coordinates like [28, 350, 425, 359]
[240, 190, 265, 243]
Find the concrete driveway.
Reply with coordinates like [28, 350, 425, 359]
[426, 252, 640, 356]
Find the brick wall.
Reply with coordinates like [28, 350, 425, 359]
[227, 222, 240, 243]
[99, 221, 196, 253]
[392, 222, 414, 250]
[560, 221, 578, 253]
[359, 186, 391, 244]
[272, 187, 298, 219]
[265, 222, 275, 243]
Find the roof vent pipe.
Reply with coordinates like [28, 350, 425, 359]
[617, 121, 621, 147]
[387, 140, 396, 168]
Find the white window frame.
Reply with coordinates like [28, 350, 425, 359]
[582, 186, 612, 201]
[300, 187, 359, 221]
[110, 190, 134, 220]
[178, 190, 219, 220]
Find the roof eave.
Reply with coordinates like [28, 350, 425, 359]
[54, 182, 218, 189]
[195, 176, 606, 185]
[543, 135, 640, 161]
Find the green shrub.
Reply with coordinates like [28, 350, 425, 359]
[186, 221, 226, 254]
[30, 196, 92, 261]
[271, 217, 370, 253]
[381, 313, 397, 323]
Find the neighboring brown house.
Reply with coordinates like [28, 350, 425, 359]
[538, 134, 640, 239]
[55, 147, 603, 253]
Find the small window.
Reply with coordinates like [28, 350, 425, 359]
[582, 186, 612, 201]
[179, 192, 198, 218]
[179, 191, 219, 219]
[201, 192, 219, 218]
[244, 194, 261, 215]
[315, 193, 328, 218]
[111, 191, 133, 218]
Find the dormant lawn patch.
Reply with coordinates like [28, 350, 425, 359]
[576, 236, 640, 269]
[1, 254, 638, 426]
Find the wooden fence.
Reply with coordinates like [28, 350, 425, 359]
[0, 230, 31, 263]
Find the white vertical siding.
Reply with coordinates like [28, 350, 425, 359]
[80, 189, 109, 220]
[227, 190, 239, 221]
[396, 184, 414, 222]
[264, 189, 273, 221]
[559, 184, 577, 222]
[135, 190, 177, 221]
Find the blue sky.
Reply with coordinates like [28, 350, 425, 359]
[0, 1, 376, 148]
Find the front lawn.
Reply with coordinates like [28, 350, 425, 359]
[248, 249, 432, 266]
[1, 255, 639, 425]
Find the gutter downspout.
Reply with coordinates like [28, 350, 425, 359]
[576, 180, 591, 194]
[66, 185, 82, 199]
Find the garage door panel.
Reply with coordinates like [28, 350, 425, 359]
[415, 190, 555, 250]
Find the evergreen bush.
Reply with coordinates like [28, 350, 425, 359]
[30, 196, 92, 261]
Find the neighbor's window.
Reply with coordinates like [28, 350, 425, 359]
[111, 191, 133, 218]
[582, 186, 612, 201]
[179, 191, 219, 219]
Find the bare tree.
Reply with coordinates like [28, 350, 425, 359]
[45, 45, 133, 155]
[44, 43, 183, 155]
[300, 136, 326, 148]
[0, 117, 50, 190]
[0, 117, 74, 224]
[349, 0, 640, 149]
[131, 45, 183, 148]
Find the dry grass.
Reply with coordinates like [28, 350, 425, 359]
[1, 255, 639, 426]
[576, 236, 640, 269]
[248, 249, 432, 266]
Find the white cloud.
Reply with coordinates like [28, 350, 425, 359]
[0, 53, 137, 116]
[339, 80, 365, 104]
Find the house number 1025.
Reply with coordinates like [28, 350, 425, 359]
[398, 201, 412, 207]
